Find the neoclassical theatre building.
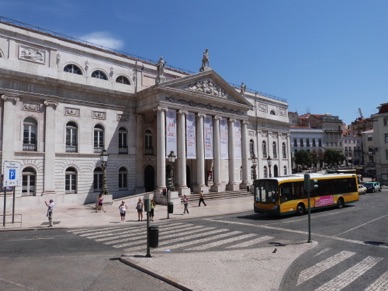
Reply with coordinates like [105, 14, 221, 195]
[0, 18, 291, 207]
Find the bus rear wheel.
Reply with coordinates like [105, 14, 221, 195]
[337, 198, 344, 209]
[296, 203, 305, 215]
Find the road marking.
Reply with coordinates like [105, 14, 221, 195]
[314, 248, 331, 257]
[0, 277, 37, 291]
[335, 214, 388, 236]
[297, 251, 355, 285]
[365, 270, 388, 291]
[226, 235, 274, 249]
[187, 233, 256, 251]
[315, 256, 383, 291]
[208, 219, 388, 249]
[123, 228, 230, 251]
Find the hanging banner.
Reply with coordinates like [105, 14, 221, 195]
[234, 121, 242, 159]
[220, 118, 228, 160]
[186, 112, 196, 159]
[166, 109, 177, 157]
[204, 115, 213, 159]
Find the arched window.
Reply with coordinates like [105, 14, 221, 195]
[66, 122, 78, 152]
[94, 124, 104, 153]
[116, 76, 130, 85]
[145, 129, 153, 154]
[23, 117, 37, 151]
[91, 70, 108, 80]
[262, 141, 267, 158]
[22, 167, 36, 196]
[270, 110, 276, 115]
[249, 139, 255, 157]
[282, 142, 287, 158]
[93, 167, 103, 192]
[65, 167, 77, 194]
[119, 127, 128, 154]
[283, 166, 287, 176]
[119, 167, 128, 190]
[272, 141, 277, 158]
[64, 64, 82, 75]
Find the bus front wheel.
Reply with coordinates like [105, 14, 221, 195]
[296, 203, 305, 216]
[337, 198, 344, 209]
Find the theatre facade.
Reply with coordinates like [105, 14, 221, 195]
[0, 19, 291, 207]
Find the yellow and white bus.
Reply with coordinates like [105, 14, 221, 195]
[253, 173, 359, 216]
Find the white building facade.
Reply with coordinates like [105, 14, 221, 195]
[0, 19, 291, 207]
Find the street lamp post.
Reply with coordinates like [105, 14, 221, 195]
[100, 149, 109, 195]
[267, 156, 272, 178]
[167, 151, 176, 219]
[251, 154, 258, 181]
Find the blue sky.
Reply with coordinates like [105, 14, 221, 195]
[1, 0, 387, 124]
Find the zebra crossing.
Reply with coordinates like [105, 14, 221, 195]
[296, 248, 387, 291]
[68, 222, 274, 252]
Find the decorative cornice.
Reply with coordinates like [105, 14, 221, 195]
[44, 100, 58, 108]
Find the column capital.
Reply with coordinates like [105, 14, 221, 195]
[197, 113, 206, 118]
[44, 100, 59, 108]
[1, 95, 19, 104]
[153, 106, 168, 112]
[214, 115, 222, 121]
[178, 110, 188, 115]
[242, 120, 250, 125]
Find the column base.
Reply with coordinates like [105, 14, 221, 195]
[210, 184, 225, 192]
[240, 181, 251, 190]
[178, 186, 191, 196]
[42, 190, 56, 196]
[193, 185, 209, 194]
[226, 183, 240, 191]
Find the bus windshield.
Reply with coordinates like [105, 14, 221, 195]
[254, 180, 279, 203]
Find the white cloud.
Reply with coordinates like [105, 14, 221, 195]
[80, 32, 124, 50]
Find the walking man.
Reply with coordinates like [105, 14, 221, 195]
[183, 195, 189, 214]
[45, 199, 54, 227]
[198, 190, 207, 206]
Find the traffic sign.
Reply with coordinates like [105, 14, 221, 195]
[3, 161, 21, 187]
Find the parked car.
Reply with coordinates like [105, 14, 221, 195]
[364, 182, 381, 193]
[358, 184, 367, 195]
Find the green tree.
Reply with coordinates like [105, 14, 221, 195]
[324, 149, 345, 167]
[294, 150, 312, 169]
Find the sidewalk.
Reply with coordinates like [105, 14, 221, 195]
[1, 195, 317, 291]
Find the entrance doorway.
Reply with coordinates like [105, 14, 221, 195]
[144, 165, 155, 192]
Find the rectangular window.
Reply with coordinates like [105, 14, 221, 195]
[386, 150, 388, 160]
[293, 139, 297, 147]
[306, 139, 310, 147]
[65, 174, 77, 193]
[385, 134, 388, 143]
[300, 138, 304, 147]
[119, 172, 128, 189]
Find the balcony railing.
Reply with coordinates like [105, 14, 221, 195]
[145, 148, 154, 155]
[119, 146, 128, 154]
[23, 143, 37, 151]
[94, 147, 104, 153]
[66, 145, 78, 153]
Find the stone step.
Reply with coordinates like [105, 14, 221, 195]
[182, 190, 252, 203]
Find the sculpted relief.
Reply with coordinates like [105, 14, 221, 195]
[19, 46, 45, 64]
[186, 79, 226, 98]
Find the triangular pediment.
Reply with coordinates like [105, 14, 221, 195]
[157, 70, 252, 108]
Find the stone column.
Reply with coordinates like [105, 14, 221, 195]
[1, 95, 18, 162]
[135, 114, 145, 193]
[226, 118, 239, 191]
[240, 120, 250, 189]
[43, 100, 58, 195]
[177, 110, 190, 195]
[194, 113, 207, 193]
[154, 107, 167, 200]
[211, 115, 224, 192]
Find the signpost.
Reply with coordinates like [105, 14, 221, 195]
[2, 161, 21, 226]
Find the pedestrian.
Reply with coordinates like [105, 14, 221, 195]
[198, 190, 207, 206]
[136, 198, 144, 221]
[119, 201, 127, 223]
[183, 195, 189, 214]
[45, 199, 54, 227]
[150, 199, 156, 221]
[96, 193, 106, 213]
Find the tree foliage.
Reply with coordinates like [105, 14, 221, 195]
[294, 150, 312, 168]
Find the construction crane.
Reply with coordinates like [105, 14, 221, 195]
[358, 108, 364, 119]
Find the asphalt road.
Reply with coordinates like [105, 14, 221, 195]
[1, 190, 387, 291]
